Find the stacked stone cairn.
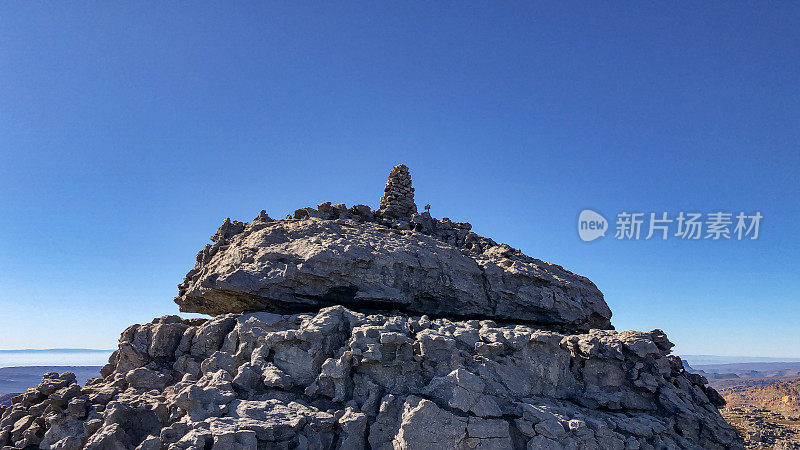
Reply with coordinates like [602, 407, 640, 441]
[378, 164, 417, 218]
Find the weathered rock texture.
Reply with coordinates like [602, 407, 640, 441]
[1, 165, 744, 449]
[1, 307, 741, 449]
[175, 166, 612, 332]
[175, 218, 612, 332]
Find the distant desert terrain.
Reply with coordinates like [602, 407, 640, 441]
[684, 360, 800, 449]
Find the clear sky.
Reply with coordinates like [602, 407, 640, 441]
[1, 3, 798, 356]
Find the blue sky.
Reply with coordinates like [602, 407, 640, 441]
[1, 3, 798, 356]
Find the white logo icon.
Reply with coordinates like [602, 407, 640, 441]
[578, 210, 608, 242]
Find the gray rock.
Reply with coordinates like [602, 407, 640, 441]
[125, 367, 168, 391]
[6, 305, 742, 449]
[148, 319, 188, 359]
[535, 419, 567, 439]
[174, 166, 611, 331]
[467, 417, 511, 440]
[175, 218, 611, 331]
[173, 370, 236, 421]
[84, 423, 131, 450]
[337, 407, 368, 449]
[394, 396, 467, 449]
[528, 435, 566, 450]
[110, 306, 748, 448]
[40, 415, 86, 450]
[134, 435, 161, 450]
[3, 166, 745, 449]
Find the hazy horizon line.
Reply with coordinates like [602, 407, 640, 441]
[0, 349, 114, 353]
[679, 354, 800, 362]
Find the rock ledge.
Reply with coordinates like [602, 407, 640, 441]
[175, 165, 612, 332]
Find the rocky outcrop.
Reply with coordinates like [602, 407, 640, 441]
[1, 307, 741, 449]
[1, 165, 744, 448]
[175, 166, 612, 332]
[174, 218, 612, 332]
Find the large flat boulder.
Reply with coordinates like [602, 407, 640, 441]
[174, 217, 612, 331]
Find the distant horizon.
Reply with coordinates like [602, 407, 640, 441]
[680, 354, 800, 364]
[0, 348, 115, 353]
[0, 349, 113, 369]
[2, 348, 800, 363]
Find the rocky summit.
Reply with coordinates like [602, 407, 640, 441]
[0, 165, 744, 449]
[175, 165, 611, 332]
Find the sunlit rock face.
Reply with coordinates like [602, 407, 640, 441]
[175, 165, 612, 332]
[1, 308, 740, 449]
[0, 166, 743, 449]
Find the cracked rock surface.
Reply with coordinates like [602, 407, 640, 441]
[1, 306, 741, 449]
[175, 216, 611, 332]
[175, 164, 611, 332]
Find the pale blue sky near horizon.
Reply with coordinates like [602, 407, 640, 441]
[1, 3, 798, 357]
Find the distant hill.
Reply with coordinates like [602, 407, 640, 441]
[681, 355, 800, 366]
[685, 357, 800, 447]
[720, 378, 800, 418]
[689, 362, 800, 377]
[682, 359, 800, 389]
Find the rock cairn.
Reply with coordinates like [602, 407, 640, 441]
[378, 164, 417, 218]
[0, 166, 745, 449]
